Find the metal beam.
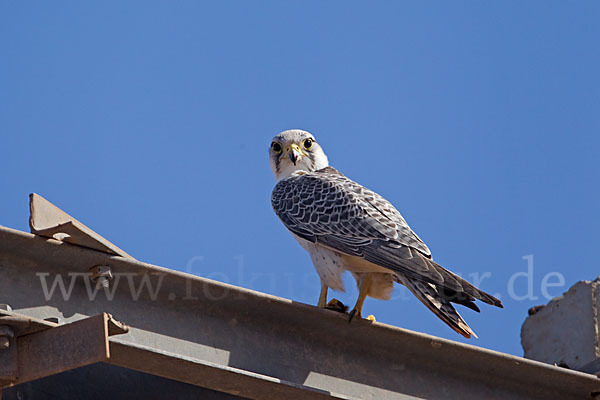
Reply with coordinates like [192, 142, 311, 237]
[1, 226, 599, 399]
[108, 341, 348, 399]
[0, 311, 330, 399]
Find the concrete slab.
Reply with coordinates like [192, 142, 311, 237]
[521, 278, 600, 372]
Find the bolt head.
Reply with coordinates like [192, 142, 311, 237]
[89, 265, 113, 283]
[0, 326, 14, 338]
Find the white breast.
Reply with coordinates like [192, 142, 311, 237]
[293, 235, 347, 292]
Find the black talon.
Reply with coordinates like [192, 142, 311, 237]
[348, 308, 360, 323]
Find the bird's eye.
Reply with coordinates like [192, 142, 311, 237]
[271, 142, 282, 153]
[303, 138, 313, 149]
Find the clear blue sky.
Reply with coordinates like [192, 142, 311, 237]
[1, 2, 598, 356]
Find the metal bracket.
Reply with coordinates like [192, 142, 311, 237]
[28, 193, 134, 259]
[0, 311, 128, 388]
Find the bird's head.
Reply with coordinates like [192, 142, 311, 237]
[269, 129, 329, 181]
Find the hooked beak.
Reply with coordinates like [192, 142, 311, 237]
[286, 144, 303, 166]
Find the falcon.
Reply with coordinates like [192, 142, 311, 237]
[269, 129, 502, 338]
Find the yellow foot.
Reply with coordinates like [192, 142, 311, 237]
[349, 309, 376, 323]
[325, 298, 348, 314]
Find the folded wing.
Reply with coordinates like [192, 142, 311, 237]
[271, 168, 502, 308]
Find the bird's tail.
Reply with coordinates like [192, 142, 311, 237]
[398, 275, 477, 339]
